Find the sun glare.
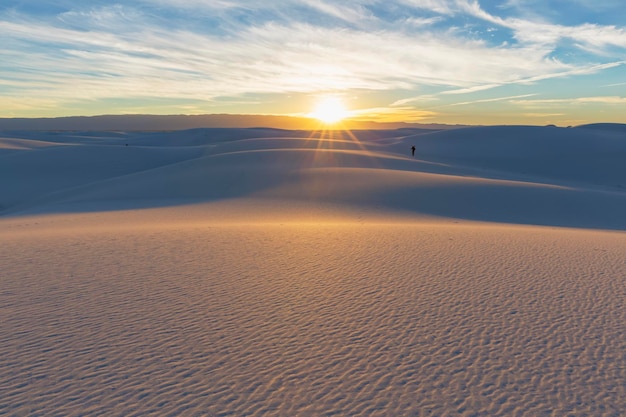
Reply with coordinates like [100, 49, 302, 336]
[310, 97, 349, 124]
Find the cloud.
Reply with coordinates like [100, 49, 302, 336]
[398, 0, 455, 15]
[301, 0, 374, 24]
[523, 113, 566, 118]
[404, 16, 443, 27]
[442, 84, 504, 95]
[441, 61, 625, 95]
[137, 0, 262, 10]
[453, 1, 626, 53]
[447, 93, 538, 106]
[57, 5, 145, 29]
[512, 96, 626, 106]
[0, 11, 570, 103]
[506, 20, 626, 54]
[1, 1, 626, 116]
[351, 105, 438, 122]
[391, 95, 440, 106]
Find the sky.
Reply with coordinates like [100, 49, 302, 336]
[2, 0, 626, 126]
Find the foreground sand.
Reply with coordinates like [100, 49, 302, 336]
[2, 126, 626, 415]
[2, 209, 625, 416]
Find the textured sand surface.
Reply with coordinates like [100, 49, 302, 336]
[3, 217, 626, 416]
[2, 126, 626, 416]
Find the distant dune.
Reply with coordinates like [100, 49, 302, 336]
[2, 124, 625, 229]
[2, 124, 626, 416]
[575, 122, 626, 133]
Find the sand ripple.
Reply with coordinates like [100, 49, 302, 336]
[2, 223, 625, 416]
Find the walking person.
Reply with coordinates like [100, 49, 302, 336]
[411, 145, 415, 157]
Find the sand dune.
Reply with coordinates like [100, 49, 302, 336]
[2, 126, 625, 228]
[401, 125, 626, 188]
[2, 125, 626, 416]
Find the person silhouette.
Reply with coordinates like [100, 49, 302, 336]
[411, 145, 415, 157]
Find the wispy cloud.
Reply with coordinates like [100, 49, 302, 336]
[404, 16, 443, 27]
[457, 1, 626, 53]
[301, 0, 373, 24]
[0, 11, 570, 102]
[448, 93, 538, 106]
[441, 62, 625, 95]
[391, 95, 440, 106]
[398, 0, 455, 15]
[442, 84, 504, 95]
[523, 113, 566, 118]
[351, 105, 438, 122]
[512, 96, 626, 106]
[1, 0, 626, 119]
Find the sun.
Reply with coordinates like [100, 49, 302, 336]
[310, 97, 349, 124]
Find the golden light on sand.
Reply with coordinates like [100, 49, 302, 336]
[310, 97, 349, 124]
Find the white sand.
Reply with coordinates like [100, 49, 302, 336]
[1, 125, 626, 416]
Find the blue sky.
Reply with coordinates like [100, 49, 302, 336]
[2, 0, 626, 125]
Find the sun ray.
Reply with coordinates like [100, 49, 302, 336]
[300, 95, 385, 172]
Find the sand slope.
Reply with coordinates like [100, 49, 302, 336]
[2, 125, 626, 416]
[2, 126, 626, 229]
